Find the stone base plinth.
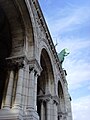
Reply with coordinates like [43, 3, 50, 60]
[0, 109, 23, 120]
[0, 108, 39, 120]
[24, 109, 39, 120]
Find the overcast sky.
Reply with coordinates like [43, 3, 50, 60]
[39, 0, 90, 120]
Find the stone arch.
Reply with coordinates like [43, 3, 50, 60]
[0, 1, 24, 56]
[0, 0, 34, 108]
[0, 0, 34, 57]
[57, 80, 66, 120]
[37, 48, 55, 119]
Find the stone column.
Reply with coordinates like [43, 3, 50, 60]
[13, 68, 24, 109]
[41, 101, 44, 120]
[3, 71, 14, 109]
[38, 94, 51, 120]
[53, 103, 58, 120]
[34, 71, 38, 111]
[21, 68, 26, 109]
[46, 101, 51, 120]
[27, 67, 34, 110]
[22, 65, 29, 109]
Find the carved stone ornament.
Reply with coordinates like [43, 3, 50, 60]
[52, 95, 59, 105]
[29, 59, 42, 75]
[58, 111, 67, 119]
[6, 55, 28, 70]
[37, 94, 52, 102]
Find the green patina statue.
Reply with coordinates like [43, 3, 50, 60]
[58, 48, 70, 65]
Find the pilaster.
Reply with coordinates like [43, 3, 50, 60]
[13, 68, 24, 109]
[34, 71, 38, 111]
[52, 95, 59, 120]
[27, 66, 35, 110]
[24, 59, 42, 120]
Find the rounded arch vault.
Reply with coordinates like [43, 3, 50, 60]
[0, 0, 34, 57]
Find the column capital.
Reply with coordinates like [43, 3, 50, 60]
[38, 94, 52, 102]
[29, 66, 38, 76]
[28, 59, 42, 75]
[52, 95, 59, 105]
[29, 65, 34, 73]
[58, 111, 67, 119]
[6, 55, 28, 70]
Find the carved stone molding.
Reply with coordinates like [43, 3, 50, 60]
[37, 94, 52, 102]
[29, 66, 34, 73]
[28, 59, 42, 75]
[58, 111, 67, 119]
[60, 69, 67, 83]
[6, 55, 28, 70]
[38, 94, 60, 104]
[52, 95, 59, 105]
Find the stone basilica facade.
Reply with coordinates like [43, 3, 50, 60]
[0, 0, 72, 120]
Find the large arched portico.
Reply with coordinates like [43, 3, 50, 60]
[0, 0, 72, 120]
[0, 0, 35, 114]
[0, 0, 26, 110]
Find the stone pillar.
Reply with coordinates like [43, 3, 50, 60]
[3, 71, 14, 109]
[34, 71, 38, 111]
[52, 96, 59, 120]
[25, 62, 41, 120]
[13, 68, 24, 109]
[38, 94, 51, 120]
[53, 103, 58, 120]
[46, 101, 51, 120]
[27, 67, 34, 110]
[22, 65, 29, 110]
[41, 101, 44, 120]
